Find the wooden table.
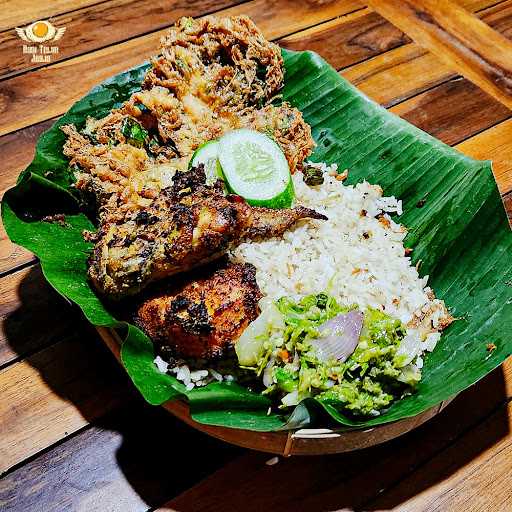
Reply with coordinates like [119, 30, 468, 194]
[1, 1, 512, 510]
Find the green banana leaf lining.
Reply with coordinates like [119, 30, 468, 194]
[3, 49, 511, 431]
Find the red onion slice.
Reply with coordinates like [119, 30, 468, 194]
[310, 310, 364, 363]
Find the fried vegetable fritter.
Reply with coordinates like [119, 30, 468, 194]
[136, 262, 262, 359]
[89, 165, 327, 298]
[61, 124, 182, 214]
[144, 16, 283, 113]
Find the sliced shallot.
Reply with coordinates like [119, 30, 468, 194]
[310, 310, 364, 363]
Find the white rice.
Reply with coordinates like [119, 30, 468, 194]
[154, 360, 236, 389]
[156, 163, 452, 387]
[231, 164, 452, 376]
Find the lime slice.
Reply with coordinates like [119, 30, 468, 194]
[189, 140, 222, 185]
[218, 129, 293, 208]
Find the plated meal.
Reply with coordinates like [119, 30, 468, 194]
[4, 14, 510, 433]
[60, 15, 453, 418]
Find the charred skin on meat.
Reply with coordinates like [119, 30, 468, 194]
[89, 165, 327, 298]
[136, 262, 262, 359]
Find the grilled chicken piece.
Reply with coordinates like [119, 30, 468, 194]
[89, 165, 327, 299]
[136, 262, 262, 359]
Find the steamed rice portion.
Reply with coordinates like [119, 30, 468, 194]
[231, 164, 452, 375]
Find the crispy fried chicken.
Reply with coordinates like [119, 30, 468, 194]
[89, 165, 326, 298]
[136, 261, 261, 359]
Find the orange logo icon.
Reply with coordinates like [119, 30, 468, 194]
[15, 20, 66, 43]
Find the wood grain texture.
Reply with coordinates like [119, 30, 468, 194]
[457, 117, 512, 196]
[0, 4, 511, 507]
[0, 362, 509, 511]
[0, 401, 242, 512]
[0, 0, 247, 79]
[367, 0, 512, 109]
[0, 81, 511, 476]
[0, 330, 132, 473]
[365, 400, 512, 511]
[390, 76, 511, 146]
[158, 363, 512, 511]
[0, 0, 363, 137]
[0, 228, 34, 277]
[0, 265, 80, 367]
[0, 0, 104, 32]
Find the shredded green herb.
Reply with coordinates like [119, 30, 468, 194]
[236, 292, 419, 417]
[121, 117, 149, 148]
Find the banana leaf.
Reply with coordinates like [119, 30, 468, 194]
[3, 49, 511, 431]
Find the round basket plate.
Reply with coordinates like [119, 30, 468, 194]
[163, 395, 454, 456]
[97, 326, 454, 456]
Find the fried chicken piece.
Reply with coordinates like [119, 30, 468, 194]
[122, 87, 313, 169]
[89, 165, 327, 299]
[144, 16, 283, 113]
[61, 124, 187, 214]
[136, 262, 262, 359]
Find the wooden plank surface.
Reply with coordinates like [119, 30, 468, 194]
[0, 0, 502, 136]
[1, 1, 512, 510]
[368, 0, 512, 109]
[0, 330, 132, 473]
[365, 401, 512, 511]
[390, 77, 511, 146]
[0, 401, 242, 512]
[342, 0, 512, 107]
[0, 265, 78, 367]
[1, 1, 512, 472]
[0, 0, 104, 32]
[0, 0, 244, 78]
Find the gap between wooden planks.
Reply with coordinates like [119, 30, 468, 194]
[1, 0, 512, 476]
[0, 0, 503, 137]
[2, 0, 512, 275]
[0, 0, 363, 79]
[1, 109, 511, 476]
